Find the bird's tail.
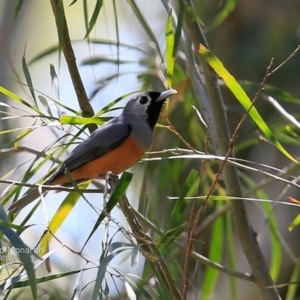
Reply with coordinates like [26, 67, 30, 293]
[8, 189, 46, 213]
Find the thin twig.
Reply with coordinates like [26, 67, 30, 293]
[0, 179, 104, 194]
[160, 112, 198, 152]
[267, 45, 300, 77]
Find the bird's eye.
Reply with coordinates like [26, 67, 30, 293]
[139, 96, 148, 105]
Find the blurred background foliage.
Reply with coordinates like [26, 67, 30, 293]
[0, 0, 300, 299]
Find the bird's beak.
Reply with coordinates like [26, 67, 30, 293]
[156, 89, 177, 102]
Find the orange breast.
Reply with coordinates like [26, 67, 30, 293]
[51, 135, 145, 185]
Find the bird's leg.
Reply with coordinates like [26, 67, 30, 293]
[103, 171, 113, 208]
[101, 172, 119, 212]
[101, 172, 119, 256]
[108, 174, 119, 194]
[102, 171, 113, 255]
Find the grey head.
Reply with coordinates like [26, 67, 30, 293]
[120, 89, 177, 149]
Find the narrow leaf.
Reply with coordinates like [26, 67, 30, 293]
[288, 214, 300, 231]
[60, 115, 108, 126]
[14, 0, 24, 21]
[40, 181, 90, 256]
[165, 12, 175, 87]
[159, 224, 186, 248]
[4, 268, 84, 289]
[50, 64, 62, 117]
[0, 213, 37, 299]
[82, 57, 136, 66]
[173, 0, 184, 56]
[202, 201, 223, 300]
[91, 250, 124, 300]
[199, 45, 298, 163]
[29, 45, 60, 65]
[0, 86, 42, 114]
[225, 211, 237, 299]
[168, 169, 198, 227]
[84, 0, 103, 38]
[286, 262, 300, 300]
[206, 0, 237, 31]
[38, 95, 53, 117]
[260, 198, 281, 280]
[71, 268, 85, 300]
[22, 47, 37, 106]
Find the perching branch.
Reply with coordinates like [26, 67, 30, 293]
[50, 0, 97, 133]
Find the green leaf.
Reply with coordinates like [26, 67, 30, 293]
[165, 12, 175, 87]
[28, 45, 60, 65]
[91, 249, 124, 300]
[40, 181, 90, 256]
[60, 91, 136, 125]
[0, 86, 41, 115]
[0, 209, 37, 299]
[199, 45, 298, 164]
[89, 38, 146, 53]
[185, 2, 205, 26]
[262, 200, 281, 280]
[69, 0, 78, 5]
[14, 127, 34, 148]
[81, 57, 136, 66]
[167, 169, 198, 227]
[107, 242, 134, 252]
[60, 115, 108, 126]
[286, 261, 300, 300]
[50, 64, 61, 116]
[5, 268, 85, 289]
[84, 0, 104, 38]
[206, 0, 237, 31]
[288, 214, 300, 231]
[173, 0, 184, 57]
[242, 173, 282, 281]
[38, 96, 53, 117]
[22, 49, 37, 107]
[94, 92, 135, 116]
[29, 39, 146, 66]
[159, 224, 186, 248]
[72, 268, 84, 299]
[0, 220, 24, 232]
[14, 0, 24, 21]
[225, 211, 237, 299]
[202, 201, 223, 300]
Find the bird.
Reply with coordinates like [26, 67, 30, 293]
[8, 89, 177, 213]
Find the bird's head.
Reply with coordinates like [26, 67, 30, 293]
[123, 89, 177, 129]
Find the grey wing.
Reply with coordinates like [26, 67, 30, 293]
[47, 121, 131, 182]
